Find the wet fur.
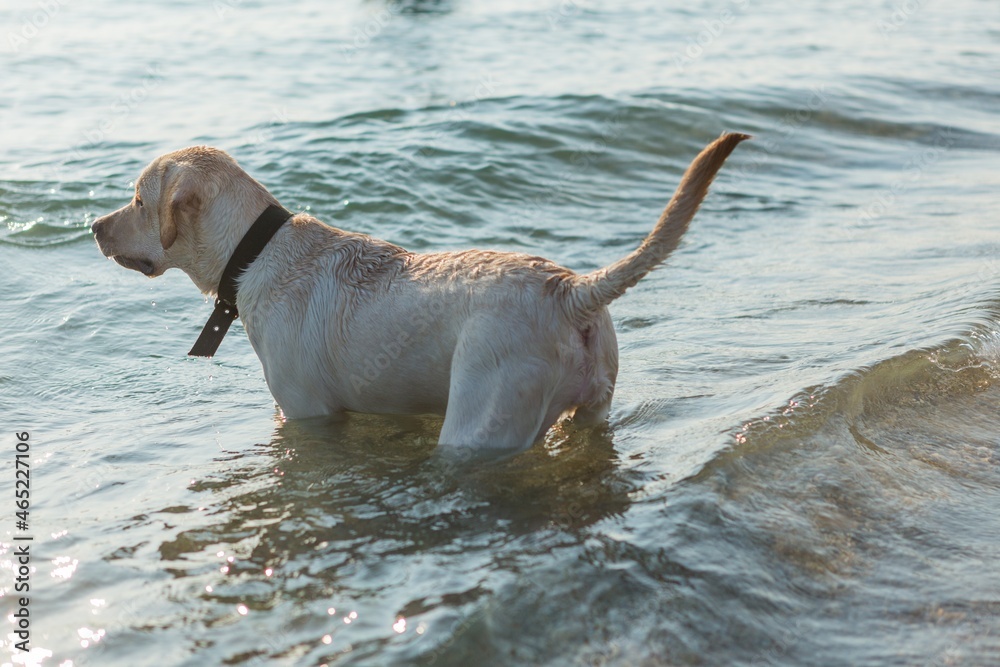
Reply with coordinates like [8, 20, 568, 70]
[92, 133, 747, 452]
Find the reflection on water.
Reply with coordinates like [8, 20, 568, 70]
[3, 0, 1000, 663]
[146, 414, 634, 663]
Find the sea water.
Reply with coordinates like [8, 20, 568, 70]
[1, 1, 999, 664]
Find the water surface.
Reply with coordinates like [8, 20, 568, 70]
[2, 0, 1000, 665]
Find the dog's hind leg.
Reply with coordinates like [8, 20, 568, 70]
[437, 318, 562, 453]
[437, 359, 560, 453]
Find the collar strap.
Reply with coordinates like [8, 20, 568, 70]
[188, 204, 293, 357]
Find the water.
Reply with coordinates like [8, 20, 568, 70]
[2, 0, 1000, 664]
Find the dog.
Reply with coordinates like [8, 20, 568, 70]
[92, 132, 747, 452]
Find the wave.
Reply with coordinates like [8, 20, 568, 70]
[727, 323, 1000, 485]
[0, 218, 93, 247]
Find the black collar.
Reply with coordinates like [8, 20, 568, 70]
[188, 204, 293, 357]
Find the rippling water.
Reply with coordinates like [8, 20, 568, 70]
[2, 0, 1000, 665]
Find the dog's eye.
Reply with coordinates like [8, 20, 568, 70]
[135, 195, 143, 208]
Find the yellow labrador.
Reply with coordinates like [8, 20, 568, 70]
[92, 133, 747, 451]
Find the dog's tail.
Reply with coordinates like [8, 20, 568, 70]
[561, 132, 749, 320]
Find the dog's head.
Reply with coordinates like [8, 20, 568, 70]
[92, 146, 276, 294]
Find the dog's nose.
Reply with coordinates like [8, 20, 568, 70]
[91, 216, 105, 235]
[91, 215, 110, 245]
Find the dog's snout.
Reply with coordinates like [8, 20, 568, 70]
[91, 215, 110, 243]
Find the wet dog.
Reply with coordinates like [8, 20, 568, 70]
[92, 133, 747, 451]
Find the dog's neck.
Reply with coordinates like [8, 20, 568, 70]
[185, 204, 292, 357]
[174, 183, 281, 296]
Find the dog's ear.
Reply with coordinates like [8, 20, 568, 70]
[159, 169, 202, 250]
